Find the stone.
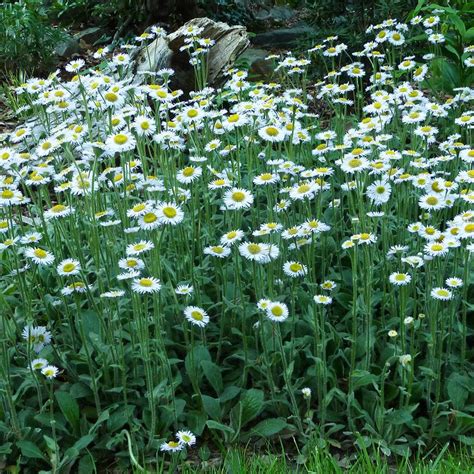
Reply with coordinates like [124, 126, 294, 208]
[251, 24, 315, 49]
[254, 5, 294, 23]
[55, 36, 81, 58]
[237, 47, 273, 80]
[132, 17, 249, 92]
[74, 27, 104, 46]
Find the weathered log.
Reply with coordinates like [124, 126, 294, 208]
[133, 17, 249, 92]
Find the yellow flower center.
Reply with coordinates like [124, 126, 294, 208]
[183, 167, 195, 177]
[1, 190, 14, 199]
[113, 134, 128, 145]
[265, 126, 279, 137]
[348, 159, 362, 168]
[133, 204, 146, 213]
[426, 197, 438, 205]
[191, 311, 203, 321]
[289, 263, 302, 272]
[62, 263, 76, 273]
[139, 278, 153, 287]
[271, 306, 283, 317]
[232, 191, 246, 202]
[162, 207, 177, 218]
[34, 249, 47, 258]
[247, 243, 261, 254]
[143, 213, 158, 223]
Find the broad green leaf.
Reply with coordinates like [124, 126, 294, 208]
[201, 395, 221, 420]
[185, 345, 211, 384]
[447, 373, 471, 409]
[78, 453, 96, 474]
[201, 360, 223, 395]
[385, 407, 414, 425]
[464, 27, 474, 40]
[240, 389, 264, 427]
[79, 310, 101, 341]
[250, 418, 288, 437]
[459, 435, 474, 446]
[448, 12, 466, 37]
[0, 442, 12, 455]
[55, 391, 80, 431]
[17, 440, 46, 461]
[350, 370, 378, 390]
[206, 420, 235, 435]
[220, 385, 241, 404]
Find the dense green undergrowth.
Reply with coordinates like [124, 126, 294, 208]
[0, 2, 473, 472]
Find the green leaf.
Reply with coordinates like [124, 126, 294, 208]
[0, 442, 12, 455]
[185, 345, 211, 384]
[55, 391, 80, 431]
[385, 407, 414, 426]
[430, 58, 460, 92]
[464, 27, 474, 40]
[201, 395, 221, 420]
[63, 433, 95, 463]
[445, 44, 461, 60]
[206, 420, 235, 435]
[448, 12, 466, 37]
[240, 389, 264, 427]
[78, 310, 100, 342]
[250, 418, 288, 437]
[201, 360, 223, 395]
[459, 435, 474, 446]
[350, 370, 378, 390]
[78, 453, 96, 474]
[17, 440, 47, 461]
[220, 385, 241, 404]
[447, 373, 471, 409]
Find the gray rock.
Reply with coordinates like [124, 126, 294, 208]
[237, 47, 273, 80]
[133, 18, 250, 92]
[55, 36, 81, 58]
[254, 5, 294, 23]
[252, 24, 315, 49]
[74, 27, 103, 45]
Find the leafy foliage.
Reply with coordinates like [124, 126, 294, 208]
[0, 0, 66, 77]
[0, 4, 474, 473]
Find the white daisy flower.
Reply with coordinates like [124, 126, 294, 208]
[184, 306, 209, 327]
[131, 277, 162, 294]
